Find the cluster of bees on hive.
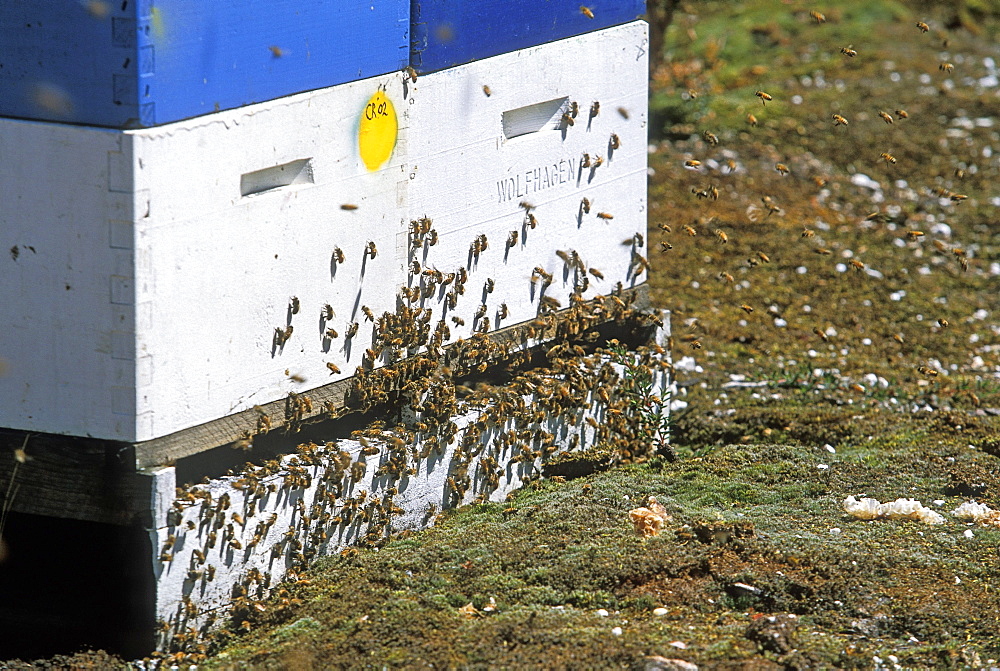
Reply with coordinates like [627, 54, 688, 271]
[157, 32, 668, 665]
[669, 11, 976, 370]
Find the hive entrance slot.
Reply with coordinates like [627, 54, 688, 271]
[240, 158, 314, 197]
[501, 97, 570, 139]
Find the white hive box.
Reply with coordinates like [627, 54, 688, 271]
[0, 74, 409, 442]
[404, 21, 649, 339]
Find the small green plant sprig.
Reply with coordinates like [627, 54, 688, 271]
[607, 340, 674, 461]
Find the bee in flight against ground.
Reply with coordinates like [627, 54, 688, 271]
[754, 90, 772, 105]
[878, 111, 894, 125]
[841, 45, 857, 57]
[833, 114, 849, 126]
[916, 21, 929, 33]
[880, 152, 897, 166]
[810, 10, 826, 23]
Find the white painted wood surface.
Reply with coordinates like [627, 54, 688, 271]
[0, 21, 649, 446]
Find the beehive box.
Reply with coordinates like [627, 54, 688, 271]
[0, 73, 409, 443]
[0, 0, 408, 128]
[410, 0, 646, 73]
[405, 20, 650, 336]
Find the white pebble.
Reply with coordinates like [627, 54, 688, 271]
[653, 607, 668, 617]
[964, 529, 974, 538]
[611, 626, 623, 636]
[597, 609, 609, 617]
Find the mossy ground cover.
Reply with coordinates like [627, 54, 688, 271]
[206, 1, 1000, 668]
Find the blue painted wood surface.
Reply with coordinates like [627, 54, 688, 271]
[410, 0, 646, 73]
[0, 0, 408, 128]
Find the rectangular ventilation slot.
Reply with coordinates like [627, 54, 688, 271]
[240, 158, 314, 197]
[502, 97, 570, 140]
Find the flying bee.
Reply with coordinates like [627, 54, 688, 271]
[950, 193, 967, 202]
[482, 84, 491, 96]
[596, 212, 614, 220]
[916, 21, 929, 32]
[561, 112, 575, 126]
[326, 362, 341, 375]
[906, 230, 925, 240]
[323, 304, 335, 320]
[746, 113, 758, 126]
[937, 318, 950, 328]
[269, 45, 285, 58]
[581, 197, 591, 213]
[715, 229, 729, 244]
[658, 222, 672, 233]
[333, 247, 345, 264]
[801, 229, 815, 238]
[917, 365, 938, 377]
[933, 239, 949, 252]
[810, 10, 826, 23]
[361, 306, 375, 322]
[580, 5, 594, 19]
[590, 101, 600, 117]
[813, 176, 828, 187]
[895, 109, 909, 119]
[569, 101, 579, 118]
[878, 111, 894, 125]
[684, 159, 701, 168]
[775, 163, 789, 175]
[346, 322, 359, 338]
[404, 65, 418, 82]
[840, 45, 857, 57]
[740, 304, 754, 314]
[289, 296, 300, 314]
[686, 88, 699, 99]
[581, 153, 591, 168]
[682, 224, 697, 237]
[880, 152, 896, 165]
[690, 340, 702, 350]
[340, 203, 358, 211]
[719, 271, 734, 283]
[814, 247, 833, 255]
[365, 241, 378, 259]
[725, 159, 738, 173]
[955, 168, 965, 179]
[849, 259, 865, 271]
[610, 133, 621, 149]
[451, 316, 465, 326]
[659, 242, 673, 252]
[589, 268, 605, 279]
[754, 90, 772, 105]
[507, 230, 519, 247]
[939, 62, 954, 73]
[833, 114, 849, 126]
[702, 130, 718, 146]
[757, 251, 770, 263]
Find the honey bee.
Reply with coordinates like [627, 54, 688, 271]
[658, 222, 672, 233]
[404, 65, 418, 82]
[916, 21, 929, 32]
[659, 242, 673, 252]
[482, 84, 491, 97]
[288, 296, 300, 314]
[409, 260, 421, 275]
[322, 304, 335, 321]
[498, 303, 509, 319]
[684, 159, 701, 168]
[878, 111, 894, 125]
[589, 268, 605, 279]
[362, 306, 375, 322]
[365, 241, 378, 259]
[592, 155, 604, 168]
[346, 322, 359, 338]
[757, 251, 771, 263]
[715, 229, 729, 244]
[740, 303, 754, 314]
[814, 247, 833, 255]
[340, 203, 359, 211]
[610, 133, 621, 149]
[905, 230, 925, 240]
[451, 316, 465, 326]
[812, 176, 828, 187]
[580, 197, 591, 214]
[754, 90, 772, 105]
[937, 318, 950, 328]
[893, 333, 905, 345]
[775, 163, 789, 175]
[507, 230, 519, 247]
[933, 239, 949, 252]
[849, 259, 865, 271]
[333, 247, 345, 264]
[810, 10, 826, 23]
[485, 278, 495, 293]
[954, 168, 965, 179]
[569, 101, 579, 118]
[939, 62, 954, 73]
[917, 365, 939, 377]
[326, 362, 341, 375]
[580, 5, 594, 18]
[232, 513, 244, 526]
[581, 153, 591, 168]
[325, 327, 338, 339]
[701, 130, 718, 146]
[269, 45, 285, 58]
[801, 228, 816, 238]
[561, 112, 575, 126]
[895, 109, 909, 119]
[428, 230, 439, 246]
[725, 159, 738, 173]
[527, 213, 538, 229]
[840, 45, 857, 57]
[596, 212, 614, 220]
[833, 114, 849, 126]
[950, 193, 967, 202]
[879, 152, 896, 165]
[746, 113, 758, 126]
[590, 101, 600, 117]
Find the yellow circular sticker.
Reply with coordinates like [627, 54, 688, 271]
[358, 89, 398, 171]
